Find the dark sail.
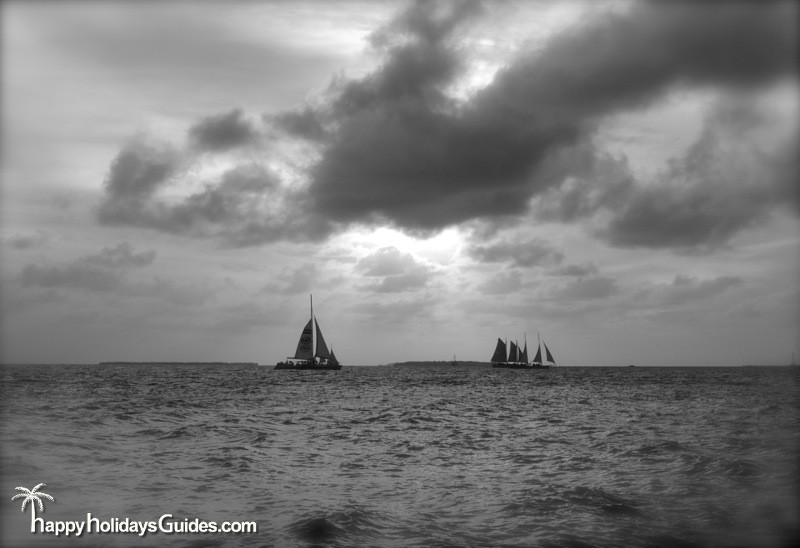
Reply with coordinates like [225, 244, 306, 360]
[544, 342, 556, 364]
[293, 319, 314, 360]
[490, 338, 507, 362]
[509, 341, 519, 363]
[521, 342, 529, 364]
[315, 318, 332, 359]
[532, 345, 542, 365]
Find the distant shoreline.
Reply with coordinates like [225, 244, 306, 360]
[389, 361, 489, 367]
[98, 361, 259, 366]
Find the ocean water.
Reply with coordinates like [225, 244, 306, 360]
[1, 364, 798, 547]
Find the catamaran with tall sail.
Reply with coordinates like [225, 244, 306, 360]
[276, 295, 341, 370]
[490, 333, 556, 369]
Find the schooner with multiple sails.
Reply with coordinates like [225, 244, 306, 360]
[276, 295, 341, 370]
[491, 333, 556, 369]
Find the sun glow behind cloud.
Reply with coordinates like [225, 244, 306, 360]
[343, 226, 464, 266]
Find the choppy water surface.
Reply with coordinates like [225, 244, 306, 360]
[1, 364, 798, 547]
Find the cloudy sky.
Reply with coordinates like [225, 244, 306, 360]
[1, 0, 798, 366]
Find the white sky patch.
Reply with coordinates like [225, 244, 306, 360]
[595, 89, 714, 180]
[231, 2, 392, 57]
[340, 226, 464, 268]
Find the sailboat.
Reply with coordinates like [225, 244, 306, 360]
[530, 332, 556, 369]
[490, 337, 527, 368]
[275, 295, 342, 370]
[490, 332, 556, 369]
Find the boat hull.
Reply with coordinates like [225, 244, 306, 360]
[492, 362, 551, 369]
[275, 361, 342, 370]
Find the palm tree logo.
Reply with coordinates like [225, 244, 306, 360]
[11, 483, 55, 530]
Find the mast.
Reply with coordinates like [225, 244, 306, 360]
[532, 331, 542, 365]
[521, 333, 529, 364]
[311, 294, 314, 364]
[537, 332, 541, 364]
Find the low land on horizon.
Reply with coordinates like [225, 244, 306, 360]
[389, 360, 488, 367]
[98, 361, 259, 366]
[386, 361, 797, 368]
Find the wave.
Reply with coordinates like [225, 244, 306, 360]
[566, 486, 646, 518]
[289, 507, 389, 546]
[682, 454, 766, 480]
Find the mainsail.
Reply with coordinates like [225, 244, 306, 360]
[509, 341, 519, 363]
[294, 319, 314, 360]
[532, 344, 543, 365]
[491, 338, 507, 362]
[521, 341, 529, 364]
[544, 342, 556, 364]
[315, 319, 332, 359]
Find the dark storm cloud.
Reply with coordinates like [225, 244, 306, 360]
[468, 237, 564, 267]
[531, 143, 636, 223]
[97, 139, 331, 246]
[305, 0, 797, 236]
[601, 98, 798, 250]
[306, 0, 548, 232]
[487, 1, 796, 121]
[97, 1, 797, 248]
[149, 164, 279, 233]
[355, 246, 436, 292]
[188, 109, 260, 151]
[335, 0, 481, 114]
[528, 95, 798, 252]
[271, 108, 328, 141]
[99, 137, 178, 205]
